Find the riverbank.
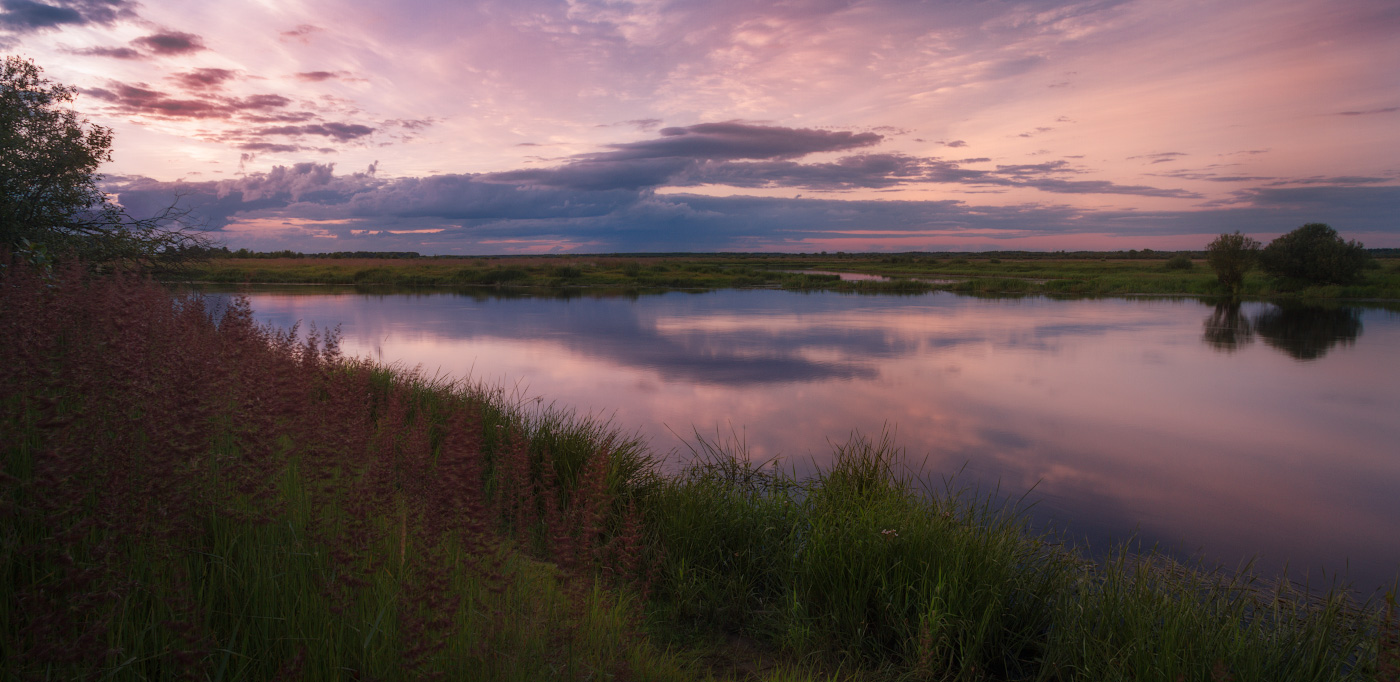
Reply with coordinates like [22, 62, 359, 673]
[4, 261, 1397, 680]
[176, 253, 1400, 299]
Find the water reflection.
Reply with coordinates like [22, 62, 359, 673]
[1255, 304, 1363, 361]
[1202, 301, 1364, 360]
[218, 287, 1400, 593]
[1202, 301, 1254, 352]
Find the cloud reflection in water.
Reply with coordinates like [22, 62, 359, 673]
[231, 288, 1400, 592]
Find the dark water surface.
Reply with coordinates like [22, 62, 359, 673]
[212, 287, 1400, 592]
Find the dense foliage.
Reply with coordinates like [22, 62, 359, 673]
[0, 56, 206, 266]
[1260, 223, 1370, 285]
[1206, 231, 1261, 292]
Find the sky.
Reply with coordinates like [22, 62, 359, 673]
[3, 0, 1398, 254]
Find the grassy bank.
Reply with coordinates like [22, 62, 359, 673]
[176, 253, 1400, 299]
[3, 260, 1397, 680]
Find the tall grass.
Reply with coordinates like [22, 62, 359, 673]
[0, 258, 684, 680]
[4, 258, 1395, 680]
[645, 430, 1391, 681]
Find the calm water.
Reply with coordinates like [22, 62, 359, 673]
[212, 286, 1400, 592]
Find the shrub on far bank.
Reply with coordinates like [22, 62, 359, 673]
[1206, 232, 1261, 292]
[1259, 223, 1369, 285]
[1164, 253, 1194, 271]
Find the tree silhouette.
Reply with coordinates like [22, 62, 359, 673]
[1258, 223, 1368, 285]
[1205, 231, 1260, 293]
[1, 55, 206, 265]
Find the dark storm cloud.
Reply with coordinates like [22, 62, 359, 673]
[131, 30, 205, 55]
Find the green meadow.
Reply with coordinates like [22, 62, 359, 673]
[178, 251, 1400, 299]
[5, 259, 1399, 680]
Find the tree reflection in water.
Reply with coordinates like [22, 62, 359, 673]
[1202, 301, 1363, 361]
[1202, 301, 1254, 352]
[1253, 303, 1362, 361]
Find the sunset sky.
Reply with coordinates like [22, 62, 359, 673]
[4, 0, 1398, 253]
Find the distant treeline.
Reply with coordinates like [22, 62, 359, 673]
[190, 246, 1400, 260]
[192, 246, 424, 259]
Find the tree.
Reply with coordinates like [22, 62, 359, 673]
[1205, 231, 1260, 292]
[1258, 223, 1368, 285]
[1, 55, 206, 266]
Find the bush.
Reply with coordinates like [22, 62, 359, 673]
[1164, 254, 1194, 271]
[1206, 232, 1261, 292]
[1259, 223, 1369, 285]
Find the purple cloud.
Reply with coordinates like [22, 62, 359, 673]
[0, 0, 130, 34]
[82, 81, 292, 118]
[170, 68, 238, 90]
[0, 0, 82, 30]
[604, 121, 882, 162]
[1336, 106, 1398, 116]
[64, 44, 142, 59]
[681, 154, 928, 190]
[489, 122, 885, 191]
[256, 122, 376, 141]
[131, 30, 205, 55]
[279, 23, 320, 43]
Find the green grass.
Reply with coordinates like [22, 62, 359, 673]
[6, 259, 1399, 680]
[175, 254, 1400, 300]
[645, 430, 1393, 681]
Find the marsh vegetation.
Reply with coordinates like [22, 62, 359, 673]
[4, 259, 1398, 680]
[177, 249, 1400, 300]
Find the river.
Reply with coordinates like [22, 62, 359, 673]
[206, 285, 1400, 593]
